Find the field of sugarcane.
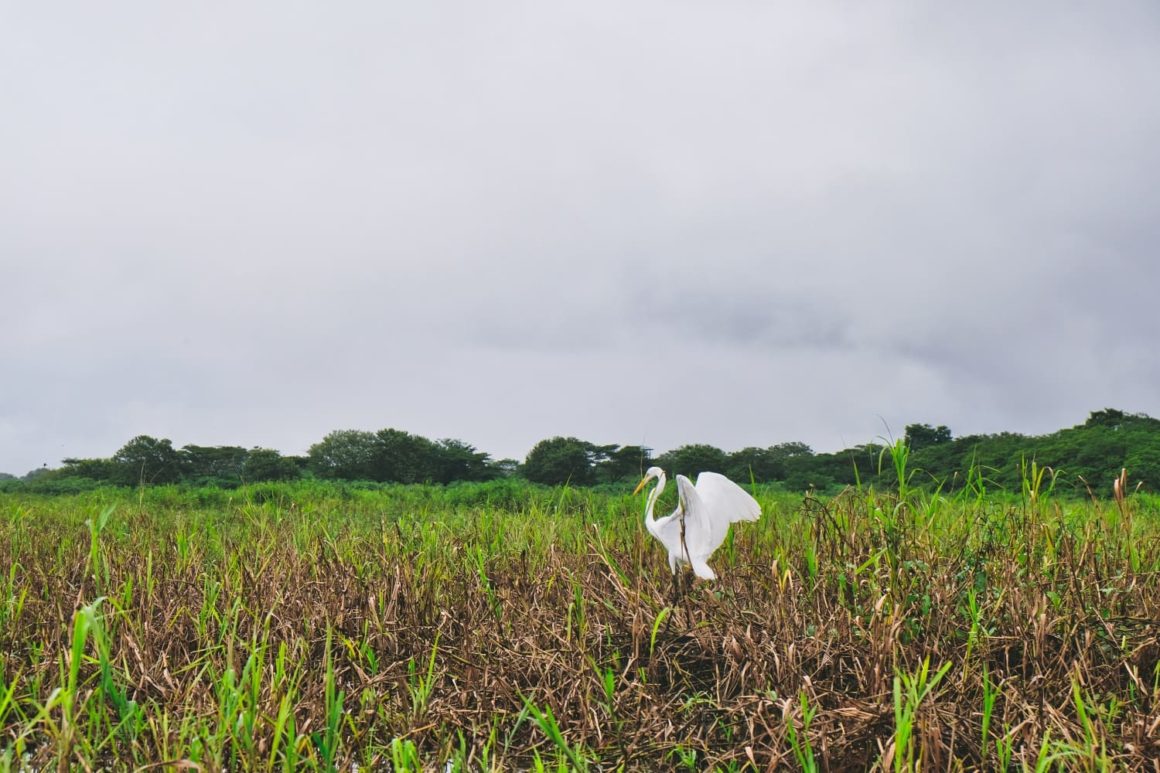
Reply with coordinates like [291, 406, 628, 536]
[2, 462, 1159, 770]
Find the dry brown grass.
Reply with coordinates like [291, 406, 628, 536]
[1, 481, 1159, 770]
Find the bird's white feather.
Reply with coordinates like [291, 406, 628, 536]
[638, 466, 761, 581]
[672, 472, 762, 579]
[694, 471, 761, 523]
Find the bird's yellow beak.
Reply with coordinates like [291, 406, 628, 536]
[632, 476, 649, 495]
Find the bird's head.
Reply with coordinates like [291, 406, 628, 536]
[632, 466, 665, 495]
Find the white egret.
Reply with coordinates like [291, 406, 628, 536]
[632, 466, 761, 580]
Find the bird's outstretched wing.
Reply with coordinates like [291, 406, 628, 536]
[674, 473, 712, 564]
[674, 474, 703, 535]
[694, 471, 761, 523]
[673, 472, 756, 562]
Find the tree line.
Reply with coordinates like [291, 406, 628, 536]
[2, 409, 1157, 495]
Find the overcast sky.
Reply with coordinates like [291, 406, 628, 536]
[3, 3, 1159, 474]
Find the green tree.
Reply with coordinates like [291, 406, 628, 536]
[523, 437, 599, 486]
[308, 430, 378, 480]
[726, 442, 813, 483]
[180, 445, 248, 485]
[655, 444, 729, 478]
[597, 445, 653, 483]
[21, 466, 52, 482]
[58, 457, 120, 483]
[112, 436, 182, 486]
[430, 438, 496, 483]
[1084, 408, 1127, 429]
[242, 448, 301, 482]
[904, 424, 952, 452]
[372, 429, 438, 483]
[1125, 447, 1160, 492]
[492, 459, 520, 478]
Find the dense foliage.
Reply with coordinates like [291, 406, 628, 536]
[3, 409, 1158, 497]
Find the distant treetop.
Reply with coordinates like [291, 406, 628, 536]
[4, 408, 1158, 497]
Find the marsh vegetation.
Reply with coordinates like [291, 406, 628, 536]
[1, 468, 1158, 769]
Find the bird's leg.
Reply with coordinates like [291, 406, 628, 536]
[676, 518, 694, 623]
[668, 566, 692, 628]
[679, 517, 691, 574]
[657, 566, 680, 640]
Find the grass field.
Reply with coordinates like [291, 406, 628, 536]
[1, 468, 1159, 770]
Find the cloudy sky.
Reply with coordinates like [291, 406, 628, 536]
[3, 3, 1159, 474]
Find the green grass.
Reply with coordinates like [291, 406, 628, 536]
[1, 478, 1158, 769]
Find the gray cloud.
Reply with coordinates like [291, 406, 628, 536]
[2, 2, 1159, 473]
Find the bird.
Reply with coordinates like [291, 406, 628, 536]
[632, 466, 761, 580]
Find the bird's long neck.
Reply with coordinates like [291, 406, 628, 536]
[644, 472, 666, 535]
